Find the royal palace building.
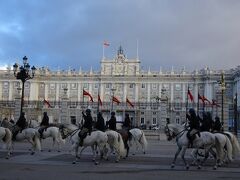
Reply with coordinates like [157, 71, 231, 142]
[0, 46, 240, 132]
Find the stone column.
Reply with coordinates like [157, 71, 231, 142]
[14, 88, 22, 121]
[60, 89, 69, 124]
[160, 91, 168, 129]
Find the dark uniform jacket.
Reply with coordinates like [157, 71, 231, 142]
[107, 116, 116, 131]
[123, 117, 131, 129]
[95, 114, 105, 132]
[187, 113, 200, 130]
[40, 115, 49, 126]
[82, 113, 93, 133]
[212, 119, 222, 132]
[16, 115, 27, 130]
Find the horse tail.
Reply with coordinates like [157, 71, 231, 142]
[33, 133, 41, 151]
[117, 133, 127, 157]
[231, 134, 240, 157]
[139, 130, 148, 151]
[225, 135, 233, 162]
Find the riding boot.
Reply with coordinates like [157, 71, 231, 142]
[38, 129, 44, 139]
[79, 138, 83, 146]
[12, 132, 18, 141]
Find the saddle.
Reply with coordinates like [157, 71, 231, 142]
[78, 128, 89, 139]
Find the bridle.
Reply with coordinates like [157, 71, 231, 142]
[59, 125, 79, 139]
[165, 125, 186, 140]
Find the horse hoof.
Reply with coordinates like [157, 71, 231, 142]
[5, 156, 9, 160]
[171, 164, 175, 168]
[72, 161, 76, 164]
[48, 150, 51, 152]
[31, 152, 35, 155]
[213, 166, 217, 170]
[92, 159, 95, 162]
[95, 162, 99, 165]
[186, 165, 189, 170]
[197, 165, 201, 169]
[58, 150, 61, 153]
[143, 152, 146, 154]
[115, 160, 119, 163]
[132, 153, 135, 156]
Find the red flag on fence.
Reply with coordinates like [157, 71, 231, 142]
[126, 98, 134, 108]
[43, 99, 52, 108]
[212, 99, 220, 107]
[187, 89, 194, 102]
[198, 93, 205, 103]
[203, 96, 211, 104]
[98, 95, 102, 106]
[112, 96, 120, 105]
[83, 89, 93, 102]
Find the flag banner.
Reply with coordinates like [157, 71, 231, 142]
[112, 96, 120, 104]
[198, 93, 205, 103]
[43, 99, 52, 108]
[98, 95, 102, 106]
[83, 89, 93, 102]
[203, 96, 211, 104]
[126, 98, 134, 108]
[103, 41, 110, 47]
[212, 99, 220, 107]
[187, 89, 194, 102]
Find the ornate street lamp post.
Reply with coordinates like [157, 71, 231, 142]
[13, 56, 36, 117]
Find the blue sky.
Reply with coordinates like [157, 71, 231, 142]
[0, 0, 240, 71]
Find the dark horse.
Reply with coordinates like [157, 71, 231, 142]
[117, 128, 132, 157]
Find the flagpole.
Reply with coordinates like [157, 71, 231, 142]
[97, 78, 100, 114]
[81, 88, 85, 125]
[186, 85, 189, 122]
[136, 39, 139, 60]
[102, 44, 105, 59]
[197, 89, 200, 116]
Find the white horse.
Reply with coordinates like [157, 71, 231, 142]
[59, 124, 108, 165]
[105, 130, 126, 162]
[29, 120, 65, 152]
[1, 119, 41, 155]
[0, 127, 12, 159]
[164, 123, 232, 170]
[129, 128, 148, 155]
[223, 131, 240, 159]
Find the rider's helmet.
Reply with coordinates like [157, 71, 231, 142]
[86, 109, 91, 114]
[111, 111, 115, 116]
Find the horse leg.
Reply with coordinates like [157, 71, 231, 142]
[91, 145, 99, 165]
[27, 138, 36, 155]
[180, 147, 189, 170]
[171, 147, 182, 168]
[190, 149, 199, 166]
[72, 144, 80, 164]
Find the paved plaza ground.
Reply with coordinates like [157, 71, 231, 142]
[0, 135, 239, 180]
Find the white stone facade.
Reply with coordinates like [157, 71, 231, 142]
[0, 47, 239, 130]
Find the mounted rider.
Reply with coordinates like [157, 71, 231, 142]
[95, 112, 105, 132]
[106, 111, 117, 131]
[122, 113, 131, 130]
[186, 108, 200, 148]
[200, 112, 213, 132]
[12, 112, 28, 140]
[38, 112, 50, 139]
[78, 109, 93, 146]
[212, 116, 222, 133]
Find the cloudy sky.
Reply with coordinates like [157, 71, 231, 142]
[0, 0, 240, 71]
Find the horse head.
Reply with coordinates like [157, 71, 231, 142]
[164, 123, 185, 141]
